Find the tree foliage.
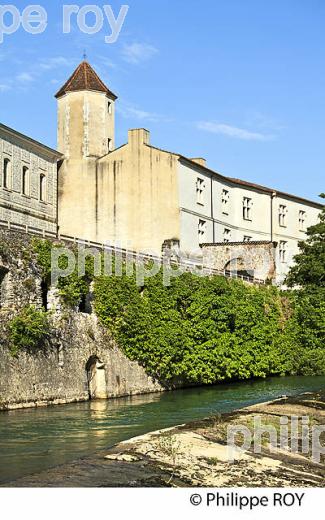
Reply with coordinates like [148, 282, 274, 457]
[94, 270, 325, 386]
[284, 194, 325, 375]
[286, 194, 325, 288]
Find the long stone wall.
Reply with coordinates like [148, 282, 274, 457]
[0, 314, 162, 411]
[0, 229, 163, 411]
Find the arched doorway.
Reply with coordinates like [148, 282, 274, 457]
[224, 257, 254, 280]
[85, 356, 107, 400]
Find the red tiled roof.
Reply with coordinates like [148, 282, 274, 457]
[55, 61, 117, 100]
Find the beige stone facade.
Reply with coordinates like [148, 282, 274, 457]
[0, 123, 62, 234]
[54, 61, 322, 285]
[95, 130, 180, 252]
[0, 60, 323, 284]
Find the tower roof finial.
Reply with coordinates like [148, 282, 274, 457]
[83, 50, 87, 61]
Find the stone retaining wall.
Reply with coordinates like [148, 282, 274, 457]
[0, 314, 162, 411]
[0, 229, 163, 411]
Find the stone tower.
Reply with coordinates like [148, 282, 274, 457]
[56, 61, 117, 239]
[56, 60, 117, 158]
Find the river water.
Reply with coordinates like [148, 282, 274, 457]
[1, 375, 325, 484]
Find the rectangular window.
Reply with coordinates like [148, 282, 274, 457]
[196, 178, 205, 205]
[198, 219, 206, 243]
[22, 166, 30, 196]
[3, 158, 11, 189]
[243, 197, 252, 220]
[299, 210, 306, 231]
[222, 189, 229, 214]
[279, 241, 287, 263]
[279, 205, 287, 227]
[243, 235, 252, 242]
[39, 173, 46, 202]
[223, 228, 231, 243]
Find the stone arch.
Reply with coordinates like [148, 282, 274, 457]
[224, 257, 254, 280]
[0, 267, 10, 309]
[85, 356, 107, 400]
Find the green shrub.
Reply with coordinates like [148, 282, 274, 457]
[9, 306, 49, 356]
[93, 271, 310, 386]
[31, 237, 325, 384]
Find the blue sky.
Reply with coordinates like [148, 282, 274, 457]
[0, 0, 324, 202]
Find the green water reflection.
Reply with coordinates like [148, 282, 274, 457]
[1, 375, 324, 483]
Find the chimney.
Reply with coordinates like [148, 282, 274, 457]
[128, 129, 150, 147]
[191, 158, 207, 167]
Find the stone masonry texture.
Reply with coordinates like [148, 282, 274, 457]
[0, 229, 162, 410]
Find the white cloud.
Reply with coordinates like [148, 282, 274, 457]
[13, 57, 73, 90]
[197, 121, 274, 142]
[39, 57, 72, 71]
[121, 43, 158, 64]
[98, 56, 117, 69]
[16, 72, 34, 83]
[0, 84, 10, 92]
[117, 103, 172, 123]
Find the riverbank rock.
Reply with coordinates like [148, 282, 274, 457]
[103, 390, 325, 487]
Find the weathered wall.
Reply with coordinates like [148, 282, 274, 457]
[95, 129, 181, 252]
[0, 124, 60, 234]
[57, 89, 116, 242]
[0, 314, 162, 411]
[0, 229, 163, 411]
[0, 230, 44, 311]
[202, 241, 277, 282]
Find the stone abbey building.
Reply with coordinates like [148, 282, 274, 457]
[0, 60, 323, 284]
